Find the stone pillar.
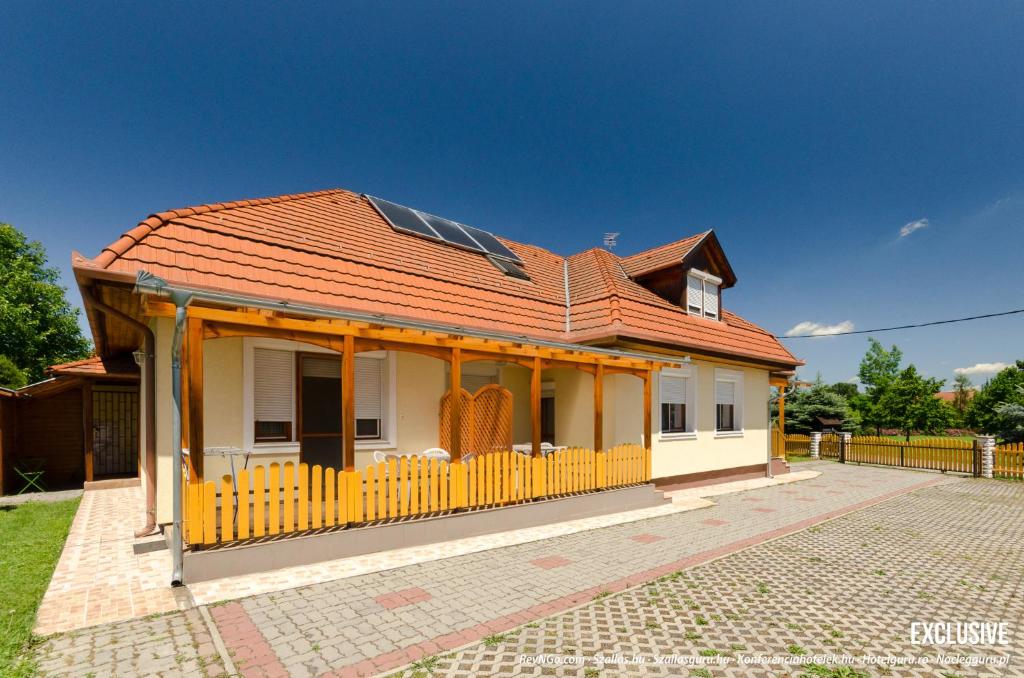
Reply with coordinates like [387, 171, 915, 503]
[809, 432, 821, 459]
[976, 435, 995, 479]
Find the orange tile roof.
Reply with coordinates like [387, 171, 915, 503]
[619, 232, 709, 277]
[78, 188, 800, 367]
[47, 354, 139, 378]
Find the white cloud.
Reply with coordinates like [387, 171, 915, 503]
[954, 362, 1010, 377]
[784, 320, 855, 337]
[845, 376, 860, 384]
[899, 218, 929, 238]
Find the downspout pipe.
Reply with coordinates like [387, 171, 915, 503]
[169, 290, 192, 586]
[82, 287, 158, 538]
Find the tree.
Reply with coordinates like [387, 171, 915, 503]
[875, 365, 953, 439]
[965, 361, 1024, 434]
[0, 223, 91, 382]
[0, 354, 27, 389]
[826, 382, 858, 400]
[856, 339, 904, 433]
[784, 382, 860, 434]
[993, 386, 1024, 443]
[951, 374, 973, 419]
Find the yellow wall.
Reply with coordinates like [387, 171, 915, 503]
[152, 316, 173, 524]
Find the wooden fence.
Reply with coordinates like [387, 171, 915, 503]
[996, 442, 1024, 479]
[184, 444, 650, 547]
[844, 436, 977, 474]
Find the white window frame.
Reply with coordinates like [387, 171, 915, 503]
[714, 367, 744, 438]
[686, 268, 722, 320]
[658, 365, 698, 441]
[243, 337, 398, 454]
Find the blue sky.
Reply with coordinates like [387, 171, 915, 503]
[2, 1, 1022, 387]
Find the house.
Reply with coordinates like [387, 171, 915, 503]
[71, 188, 801, 573]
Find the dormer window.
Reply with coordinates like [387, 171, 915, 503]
[686, 269, 721, 320]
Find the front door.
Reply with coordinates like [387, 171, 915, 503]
[298, 354, 343, 471]
[93, 385, 139, 477]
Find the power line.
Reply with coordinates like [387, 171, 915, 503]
[782, 307, 1024, 338]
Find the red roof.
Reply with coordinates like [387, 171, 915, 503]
[47, 355, 139, 378]
[76, 189, 800, 367]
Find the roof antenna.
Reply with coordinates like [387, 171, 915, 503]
[603, 232, 620, 250]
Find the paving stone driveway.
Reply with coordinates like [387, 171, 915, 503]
[413, 477, 1024, 678]
[35, 462, 997, 677]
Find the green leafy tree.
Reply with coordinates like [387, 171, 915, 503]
[856, 339, 904, 433]
[966, 361, 1024, 434]
[0, 223, 91, 382]
[0, 354, 27, 389]
[993, 386, 1024, 443]
[826, 382, 859, 400]
[875, 365, 953, 439]
[784, 382, 860, 434]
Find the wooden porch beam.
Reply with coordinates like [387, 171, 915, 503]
[342, 335, 355, 471]
[642, 370, 652, 452]
[450, 348, 462, 461]
[147, 303, 675, 371]
[186, 317, 205, 483]
[531, 356, 541, 457]
[594, 364, 604, 453]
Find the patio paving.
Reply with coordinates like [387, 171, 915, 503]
[406, 476, 1024, 677]
[32, 462, 968, 677]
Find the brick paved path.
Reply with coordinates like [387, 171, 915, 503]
[35, 463, 973, 677]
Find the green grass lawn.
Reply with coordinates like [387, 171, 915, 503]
[0, 498, 79, 677]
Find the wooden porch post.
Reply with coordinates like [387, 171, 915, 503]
[83, 381, 94, 482]
[531, 356, 541, 457]
[187, 317, 204, 483]
[450, 347, 462, 461]
[778, 388, 786, 433]
[593, 364, 604, 453]
[342, 334, 355, 472]
[642, 370, 652, 451]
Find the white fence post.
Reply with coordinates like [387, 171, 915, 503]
[809, 432, 821, 459]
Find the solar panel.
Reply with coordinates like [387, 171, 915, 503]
[418, 213, 484, 252]
[366, 194, 523, 264]
[367, 196, 439, 239]
[487, 255, 531, 280]
[461, 225, 521, 262]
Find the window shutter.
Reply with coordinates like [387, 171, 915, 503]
[687, 275, 703, 313]
[301, 356, 340, 378]
[355, 357, 384, 419]
[703, 282, 719, 318]
[254, 349, 294, 422]
[660, 375, 688, 405]
[715, 379, 735, 405]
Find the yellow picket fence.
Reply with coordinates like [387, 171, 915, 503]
[185, 444, 650, 547]
[996, 442, 1024, 479]
[783, 434, 811, 456]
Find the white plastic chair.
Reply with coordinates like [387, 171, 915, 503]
[420, 447, 451, 462]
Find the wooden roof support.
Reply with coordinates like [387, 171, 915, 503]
[594, 364, 604, 453]
[342, 335, 355, 472]
[148, 302, 678, 372]
[643, 371, 652, 453]
[450, 348, 462, 462]
[187, 317, 205, 484]
[531, 357, 541, 458]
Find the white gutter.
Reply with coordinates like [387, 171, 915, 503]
[134, 271, 688, 367]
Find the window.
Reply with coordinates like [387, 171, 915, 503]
[715, 369, 743, 434]
[659, 367, 696, 437]
[354, 356, 386, 440]
[254, 348, 295, 441]
[686, 269, 721, 320]
[248, 340, 395, 453]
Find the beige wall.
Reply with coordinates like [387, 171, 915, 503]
[151, 325, 773, 524]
